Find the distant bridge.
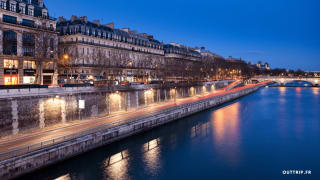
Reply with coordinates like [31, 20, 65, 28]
[251, 76, 320, 86]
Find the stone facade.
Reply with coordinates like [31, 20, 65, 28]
[0, 0, 58, 85]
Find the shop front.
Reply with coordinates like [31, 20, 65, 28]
[3, 59, 19, 85]
[23, 69, 36, 84]
[3, 69, 19, 85]
[42, 70, 54, 85]
[23, 60, 36, 84]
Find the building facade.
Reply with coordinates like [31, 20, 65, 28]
[0, 0, 58, 86]
[57, 16, 166, 84]
[164, 43, 202, 82]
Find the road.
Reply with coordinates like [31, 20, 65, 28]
[0, 82, 266, 159]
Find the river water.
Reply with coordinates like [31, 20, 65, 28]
[22, 87, 320, 180]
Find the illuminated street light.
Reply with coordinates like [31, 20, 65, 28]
[63, 54, 69, 60]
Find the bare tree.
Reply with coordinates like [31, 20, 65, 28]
[34, 32, 58, 85]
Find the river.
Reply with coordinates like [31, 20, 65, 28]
[21, 87, 320, 180]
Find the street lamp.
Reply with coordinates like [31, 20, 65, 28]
[174, 87, 177, 104]
[63, 54, 69, 60]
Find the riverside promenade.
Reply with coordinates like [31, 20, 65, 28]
[0, 81, 269, 179]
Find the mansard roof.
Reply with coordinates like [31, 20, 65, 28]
[57, 18, 162, 44]
[164, 43, 201, 57]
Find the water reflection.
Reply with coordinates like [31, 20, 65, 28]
[295, 87, 301, 97]
[279, 87, 286, 96]
[104, 150, 129, 180]
[191, 122, 210, 140]
[54, 174, 71, 180]
[142, 138, 161, 176]
[313, 88, 319, 95]
[212, 102, 241, 166]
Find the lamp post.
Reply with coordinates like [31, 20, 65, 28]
[63, 54, 70, 83]
[174, 87, 177, 104]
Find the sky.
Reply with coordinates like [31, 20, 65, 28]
[46, 0, 320, 71]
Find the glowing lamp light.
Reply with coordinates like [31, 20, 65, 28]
[79, 100, 85, 109]
[63, 54, 69, 60]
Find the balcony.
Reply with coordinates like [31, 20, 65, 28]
[60, 40, 164, 56]
[0, 17, 57, 32]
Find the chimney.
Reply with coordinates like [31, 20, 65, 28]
[131, 30, 138, 34]
[70, 15, 78, 22]
[147, 35, 154, 39]
[93, 20, 100, 26]
[80, 16, 88, 23]
[140, 33, 148, 37]
[38, 0, 44, 7]
[121, 28, 130, 33]
[58, 16, 66, 22]
[106, 23, 114, 29]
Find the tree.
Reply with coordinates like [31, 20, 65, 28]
[34, 32, 58, 85]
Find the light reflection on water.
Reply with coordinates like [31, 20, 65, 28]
[212, 102, 241, 166]
[54, 174, 71, 180]
[313, 88, 319, 95]
[104, 150, 129, 180]
[142, 139, 161, 176]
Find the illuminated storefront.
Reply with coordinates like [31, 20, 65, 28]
[3, 74, 19, 85]
[3, 59, 19, 85]
[42, 62, 54, 85]
[23, 61, 36, 84]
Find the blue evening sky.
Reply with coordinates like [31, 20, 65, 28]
[46, 0, 320, 71]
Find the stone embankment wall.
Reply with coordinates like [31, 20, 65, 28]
[0, 84, 263, 179]
[0, 81, 229, 138]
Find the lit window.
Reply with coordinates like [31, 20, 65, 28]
[23, 61, 36, 69]
[4, 59, 19, 69]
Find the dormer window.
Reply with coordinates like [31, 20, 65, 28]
[19, 4, 26, 14]
[28, 6, 34, 16]
[42, 9, 48, 18]
[10, 1, 16, 12]
[0, 0, 6, 9]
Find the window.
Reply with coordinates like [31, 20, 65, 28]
[10, 3, 16, 12]
[50, 38, 54, 50]
[3, 30, 17, 55]
[23, 61, 36, 69]
[0, 1, 6, 9]
[22, 19, 35, 27]
[3, 15, 17, 24]
[22, 33, 35, 56]
[43, 62, 54, 70]
[28, 8, 34, 16]
[19, 6, 25, 14]
[4, 60, 19, 69]
[42, 10, 48, 17]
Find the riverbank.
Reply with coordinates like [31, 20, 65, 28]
[0, 82, 268, 179]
